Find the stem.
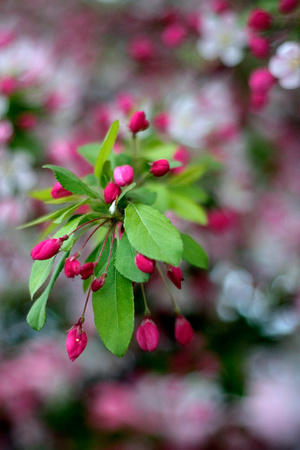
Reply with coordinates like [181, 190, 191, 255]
[157, 263, 181, 315]
[78, 220, 108, 254]
[81, 284, 92, 321]
[95, 222, 114, 265]
[103, 229, 116, 274]
[140, 283, 151, 316]
[67, 217, 107, 237]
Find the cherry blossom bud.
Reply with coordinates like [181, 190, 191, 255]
[249, 68, 275, 93]
[80, 262, 95, 280]
[128, 38, 155, 63]
[248, 35, 270, 59]
[150, 159, 170, 177]
[0, 76, 18, 96]
[91, 274, 106, 292]
[64, 256, 81, 278]
[51, 181, 73, 199]
[167, 265, 184, 289]
[136, 317, 159, 352]
[247, 8, 272, 31]
[135, 253, 156, 274]
[175, 315, 194, 346]
[66, 322, 87, 362]
[113, 165, 134, 187]
[161, 24, 186, 47]
[104, 182, 121, 204]
[279, 0, 298, 13]
[31, 237, 66, 260]
[152, 112, 169, 132]
[128, 111, 149, 135]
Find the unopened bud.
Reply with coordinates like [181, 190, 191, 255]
[31, 238, 64, 260]
[104, 182, 121, 204]
[248, 35, 270, 59]
[91, 274, 107, 292]
[175, 315, 194, 346]
[135, 253, 156, 274]
[136, 317, 159, 352]
[66, 322, 87, 361]
[279, 0, 298, 13]
[247, 8, 272, 31]
[64, 256, 81, 278]
[80, 262, 95, 280]
[51, 181, 73, 199]
[150, 159, 170, 177]
[167, 265, 184, 289]
[113, 165, 134, 187]
[129, 111, 149, 135]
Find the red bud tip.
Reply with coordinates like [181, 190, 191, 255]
[135, 253, 156, 274]
[136, 317, 159, 352]
[31, 238, 63, 260]
[80, 262, 95, 280]
[113, 165, 134, 187]
[175, 315, 194, 346]
[64, 256, 81, 278]
[129, 111, 149, 135]
[66, 324, 87, 362]
[91, 274, 106, 292]
[51, 181, 73, 199]
[167, 265, 184, 289]
[104, 182, 121, 204]
[150, 159, 170, 177]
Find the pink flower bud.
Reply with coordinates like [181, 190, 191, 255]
[66, 322, 87, 362]
[104, 182, 121, 204]
[175, 315, 194, 346]
[128, 38, 155, 63]
[250, 91, 269, 111]
[51, 181, 73, 199]
[247, 8, 272, 31]
[249, 68, 275, 93]
[16, 112, 37, 131]
[0, 76, 18, 96]
[135, 253, 156, 274]
[64, 256, 81, 278]
[80, 262, 95, 280]
[31, 237, 66, 260]
[91, 274, 106, 292]
[0, 120, 13, 144]
[167, 265, 184, 289]
[128, 111, 149, 135]
[150, 159, 170, 177]
[248, 35, 270, 59]
[152, 112, 170, 132]
[279, 0, 298, 13]
[161, 24, 186, 47]
[113, 165, 134, 187]
[211, 0, 230, 14]
[136, 317, 159, 352]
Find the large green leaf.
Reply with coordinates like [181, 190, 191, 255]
[43, 164, 99, 199]
[77, 142, 102, 166]
[29, 257, 55, 299]
[115, 233, 150, 283]
[92, 262, 134, 357]
[27, 252, 69, 331]
[124, 203, 183, 266]
[168, 191, 207, 225]
[95, 120, 119, 182]
[181, 232, 209, 269]
[17, 204, 81, 229]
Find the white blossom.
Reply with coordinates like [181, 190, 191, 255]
[269, 41, 300, 89]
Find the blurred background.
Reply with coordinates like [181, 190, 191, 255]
[1, 0, 300, 449]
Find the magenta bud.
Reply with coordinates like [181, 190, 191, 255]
[128, 111, 149, 134]
[64, 256, 81, 278]
[136, 317, 159, 352]
[150, 159, 170, 177]
[104, 182, 121, 204]
[51, 181, 73, 199]
[91, 274, 106, 292]
[80, 262, 95, 280]
[113, 165, 134, 187]
[167, 265, 184, 289]
[279, 0, 298, 13]
[175, 315, 194, 346]
[248, 35, 270, 59]
[247, 8, 272, 31]
[31, 238, 63, 260]
[66, 323, 87, 362]
[135, 253, 156, 274]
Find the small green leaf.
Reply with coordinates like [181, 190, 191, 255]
[115, 233, 150, 282]
[168, 191, 207, 225]
[116, 182, 136, 205]
[77, 142, 102, 166]
[28, 187, 52, 201]
[128, 187, 157, 206]
[43, 164, 99, 199]
[144, 143, 177, 161]
[53, 200, 88, 224]
[181, 232, 209, 269]
[29, 257, 55, 299]
[169, 161, 182, 169]
[17, 204, 80, 229]
[100, 160, 112, 188]
[27, 252, 69, 331]
[95, 120, 119, 181]
[124, 203, 183, 266]
[168, 164, 207, 186]
[92, 261, 134, 357]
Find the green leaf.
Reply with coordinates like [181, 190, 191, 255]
[92, 262, 134, 357]
[95, 120, 119, 181]
[28, 187, 52, 201]
[168, 164, 207, 186]
[77, 142, 102, 166]
[181, 232, 209, 269]
[168, 190, 207, 225]
[43, 164, 99, 199]
[53, 200, 88, 224]
[124, 203, 183, 266]
[144, 143, 177, 161]
[128, 187, 157, 206]
[27, 252, 69, 331]
[16, 204, 80, 229]
[116, 182, 136, 205]
[115, 233, 150, 283]
[100, 160, 112, 188]
[29, 257, 55, 299]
